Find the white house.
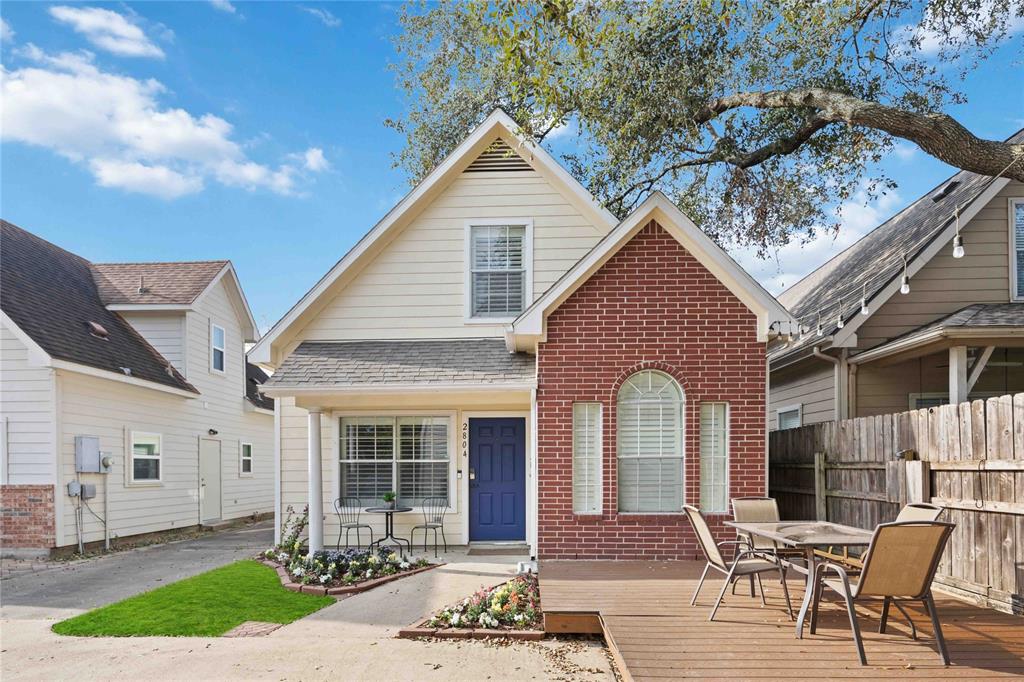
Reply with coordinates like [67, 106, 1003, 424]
[0, 221, 274, 555]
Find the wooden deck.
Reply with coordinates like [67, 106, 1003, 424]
[539, 560, 1024, 680]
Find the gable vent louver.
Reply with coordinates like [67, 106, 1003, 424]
[464, 139, 532, 173]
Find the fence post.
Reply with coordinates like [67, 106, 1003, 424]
[905, 460, 931, 504]
[814, 452, 827, 521]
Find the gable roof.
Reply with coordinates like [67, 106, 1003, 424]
[0, 220, 198, 395]
[773, 128, 1024, 363]
[92, 261, 228, 306]
[507, 192, 794, 350]
[248, 108, 619, 367]
[245, 362, 275, 410]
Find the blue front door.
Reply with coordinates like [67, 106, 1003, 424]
[469, 417, 526, 541]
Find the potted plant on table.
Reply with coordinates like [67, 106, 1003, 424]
[382, 491, 397, 510]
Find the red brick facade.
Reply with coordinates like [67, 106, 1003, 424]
[536, 220, 767, 560]
[0, 484, 56, 549]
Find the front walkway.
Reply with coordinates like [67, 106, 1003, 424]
[540, 560, 1024, 680]
[2, 550, 614, 681]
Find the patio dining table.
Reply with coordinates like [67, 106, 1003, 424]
[725, 520, 873, 638]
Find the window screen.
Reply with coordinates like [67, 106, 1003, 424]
[470, 225, 526, 317]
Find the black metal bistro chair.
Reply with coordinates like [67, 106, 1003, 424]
[410, 497, 449, 558]
[334, 496, 374, 550]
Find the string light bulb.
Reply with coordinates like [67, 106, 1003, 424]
[836, 299, 845, 329]
[900, 254, 911, 295]
[952, 208, 965, 258]
[816, 311, 824, 337]
[860, 283, 870, 316]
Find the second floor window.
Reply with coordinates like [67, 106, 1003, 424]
[1013, 199, 1024, 299]
[468, 223, 530, 318]
[211, 322, 226, 373]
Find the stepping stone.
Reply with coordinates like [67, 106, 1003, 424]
[222, 621, 283, 637]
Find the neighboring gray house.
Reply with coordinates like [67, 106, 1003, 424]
[769, 130, 1024, 429]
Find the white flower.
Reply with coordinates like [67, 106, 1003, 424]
[399, 561, 411, 570]
[365, 569, 373, 578]
[320, 574, 330, 584]
[277, 552, 289, 563]
[292, 567, 305, 577]
[450, 613, 461, 627]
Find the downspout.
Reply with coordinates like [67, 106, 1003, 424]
[812, 346, 843, 422]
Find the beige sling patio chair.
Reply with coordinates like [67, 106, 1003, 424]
[809, 520, 955, 666]
[895, 502, 943, 522]
[683, 504, 794, 622]
[730, 497, 801, 598]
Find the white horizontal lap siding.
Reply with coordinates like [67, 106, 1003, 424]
[298, 171, 609, 341]
[768, 363, 834, 429]
[0, 325, 56, 484]
[119, 312, 186, 373]
[54, 278, 273, 548]
[856, 180, 1021, 349]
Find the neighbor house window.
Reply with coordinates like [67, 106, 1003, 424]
[467, 222, 531, 319]
[776, 405, 802, 430]
[211, 322, 226, 373]
[340, 416, 449, 507]
[572, 402, 602, 514]
[1012, 199, 1024, 299]
[699, 403, 729, 512]
[130, 432, 161, 483]
[240, 442, 253, 475]
[617, 370, 685, 513]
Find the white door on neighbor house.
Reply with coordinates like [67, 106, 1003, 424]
[199, 438, 222, 523]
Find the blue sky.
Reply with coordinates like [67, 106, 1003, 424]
[2, 2, 1022, 331]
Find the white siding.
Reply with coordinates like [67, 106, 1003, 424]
[0, 323, 56, 484]
[298, 170, 610, 341]
[53, 278, 273, 548]
[120, 312, 186, 374]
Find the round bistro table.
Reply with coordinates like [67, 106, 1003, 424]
[364, 506, 413, 557]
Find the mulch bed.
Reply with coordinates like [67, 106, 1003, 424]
[259, 558, 443, 597]
[397, 624, 545, 641]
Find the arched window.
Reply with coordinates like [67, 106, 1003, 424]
[617, 370, 685, 512]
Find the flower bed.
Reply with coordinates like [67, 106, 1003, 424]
[398, 574, 544, 640]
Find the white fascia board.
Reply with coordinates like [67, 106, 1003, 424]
[833, 177, 1011, 347]
[105, 304, 193, 312]
[510, 192, 795, 347]
[260, 381, 538, 398]
[249, 108, 617, 367]
[194, 263, 260, 343]
[50, 359, 199, 398]
[850, 326, 1024, 365]
[0, 311, 52, 367]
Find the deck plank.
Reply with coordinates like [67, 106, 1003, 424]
[540, 560, 1024, 680]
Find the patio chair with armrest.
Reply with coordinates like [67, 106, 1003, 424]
[334, 496, 374, 550]
[730, 497, 803, 597]
[683, 505, 794, 622]
[815, 502, 944, 571]
[809, 520, 955, 666]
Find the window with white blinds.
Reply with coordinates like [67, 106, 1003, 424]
[699, 403, 729, 512]
[617, 370, 685, 513]
[572, 402, 602, 514]
[776, 406, 802, 430]
[468, 223, 529, 318]
[340, 416, 449, 507]
[1013, 200, 1024, 299]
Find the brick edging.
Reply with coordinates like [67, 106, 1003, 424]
[259, 559, 444, 596]
[396, 625, 544, 641]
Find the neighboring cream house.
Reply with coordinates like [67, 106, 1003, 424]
[252, 110, 792, 559]
[0, 222, 274, 555]
[769, 129, 1024, 429]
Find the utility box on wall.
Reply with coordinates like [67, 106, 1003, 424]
[75, 435, 107, 473]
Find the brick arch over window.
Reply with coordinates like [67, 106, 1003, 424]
[535, 218, 767, 560]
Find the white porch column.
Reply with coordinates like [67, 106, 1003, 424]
[949, 345, 968, 405]
[307, 407, 324, 555]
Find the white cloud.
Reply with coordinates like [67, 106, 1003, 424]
[906, 2, 1024, 56]
[49, 6, 164, 59]
[91, 158, 203, 199]
[302, 147, 329, 171]
[300, 6, 342, 28]
[732, 187, 904, 295]
[1, 46, 322, 199]
[209, 0, 237, 14]
[1, 18, 14, 44]
[892, 143, 918, 161]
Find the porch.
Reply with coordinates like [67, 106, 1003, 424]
[539, 560, 1024, 680]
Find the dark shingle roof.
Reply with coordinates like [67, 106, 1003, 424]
[890, 303, 1024, 341]
[775, 128, 1024, 360]
[0, 221, 197, 393]
[265, 339, 536, 387]
[92, 260, 227, 305]
[246, 362, 274, 410]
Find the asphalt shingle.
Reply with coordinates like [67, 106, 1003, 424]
[91, 261, 227, 306]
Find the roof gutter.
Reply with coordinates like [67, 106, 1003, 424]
[260, 381, 538, 398]
[849, 326, 1024, 366]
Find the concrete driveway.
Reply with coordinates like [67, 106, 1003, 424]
[1, 521, 273, 617]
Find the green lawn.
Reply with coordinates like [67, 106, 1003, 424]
[52, 560, 333, 637]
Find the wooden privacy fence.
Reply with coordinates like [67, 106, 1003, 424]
[768, 393, 1024, 615]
